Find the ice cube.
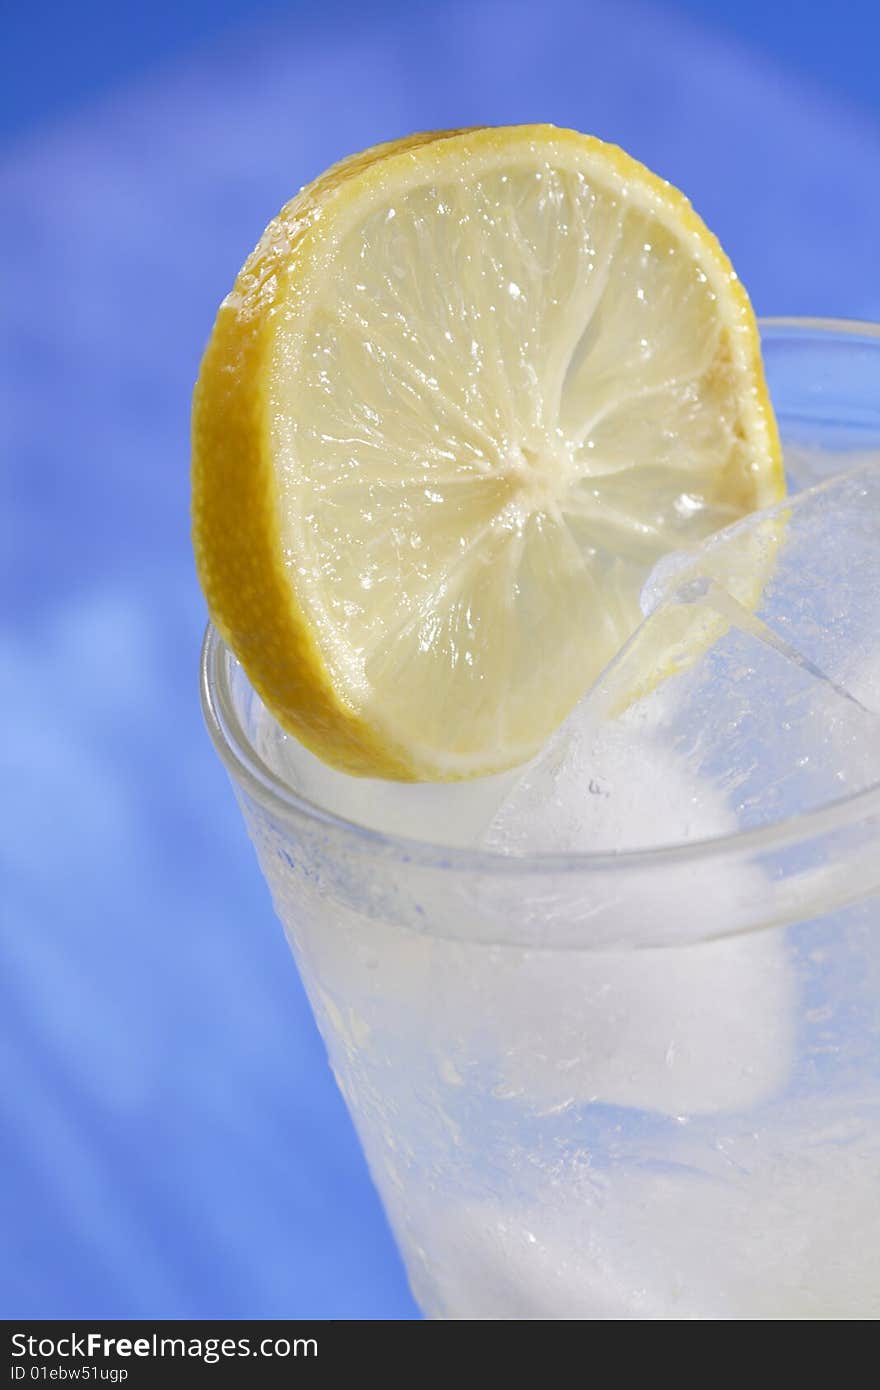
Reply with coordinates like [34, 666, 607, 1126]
[487, 461, 880, 855]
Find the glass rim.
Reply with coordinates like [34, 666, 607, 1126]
[200, 315, 880, 879]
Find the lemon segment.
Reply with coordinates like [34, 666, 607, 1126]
[192, 125, 783, 780]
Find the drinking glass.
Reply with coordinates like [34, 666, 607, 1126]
[201, 319, 880, 1319]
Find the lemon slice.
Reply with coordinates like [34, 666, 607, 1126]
[192, 124, 783, 780]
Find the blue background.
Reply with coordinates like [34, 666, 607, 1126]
[2, 0, 880, 1320]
